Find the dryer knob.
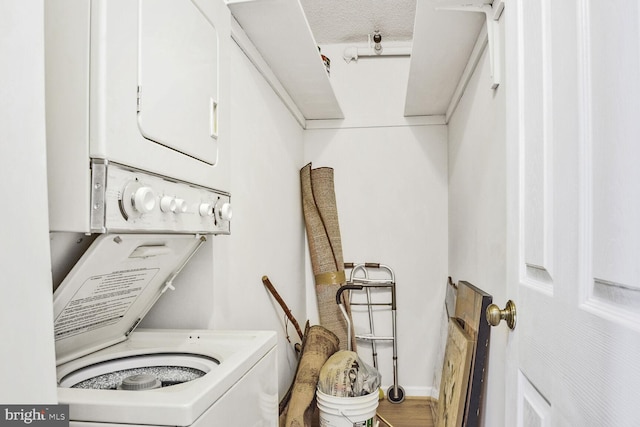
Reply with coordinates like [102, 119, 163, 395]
[218, 202, 233, 221]
[132, 186, 156, 214]
[174, 199, 188, 213]
[160, 196, 177, 213]
[199, 203, 214, 217]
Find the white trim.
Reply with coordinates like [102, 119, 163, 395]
[380, 385, 435, 398]
[576, 0, 593, 310]
[517, 370, 551, 427]
[504, 1, 522, 424]
[541, 0, 555, 282]
[516, 0, 527, 289]
[521, 0, 554, 295]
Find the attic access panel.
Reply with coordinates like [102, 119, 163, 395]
[138, 0, 219, 165]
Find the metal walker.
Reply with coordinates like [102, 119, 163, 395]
[336, 262, 405, 403]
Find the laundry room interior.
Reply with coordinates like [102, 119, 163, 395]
[3, 0, 640, 426]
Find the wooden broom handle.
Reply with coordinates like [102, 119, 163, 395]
[262, 275, 304, 341]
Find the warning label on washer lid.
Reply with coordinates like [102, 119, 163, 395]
[54, 268, 159, 340]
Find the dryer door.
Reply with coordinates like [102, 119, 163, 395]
[137, 0, 219, 164]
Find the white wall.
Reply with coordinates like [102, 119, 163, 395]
[304, 44, 449, 397]
[447, 45, 507, 426]
[0, 0, 58, 403]
[217, 41, 307, 397]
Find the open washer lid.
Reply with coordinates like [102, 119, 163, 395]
[53, 233, 206, 365]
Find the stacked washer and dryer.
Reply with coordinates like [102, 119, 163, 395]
[45, 0, 277, 425]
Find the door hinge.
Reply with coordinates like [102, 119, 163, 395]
[136, 86, 141, 113]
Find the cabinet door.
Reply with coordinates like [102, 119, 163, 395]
[138, 0, 218, 165]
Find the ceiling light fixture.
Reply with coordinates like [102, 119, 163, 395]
[373, 30, 383, 54]
[342, 33, 412, 64]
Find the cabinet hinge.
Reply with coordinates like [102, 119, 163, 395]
[136, 86, 141, 113]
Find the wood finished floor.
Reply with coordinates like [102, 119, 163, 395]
[311, 396, 435, 427]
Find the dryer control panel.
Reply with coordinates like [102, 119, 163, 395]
[90, 160, 231, 234]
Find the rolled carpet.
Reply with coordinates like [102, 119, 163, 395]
[281, 324, 340, 427]
[300, 163, 355, 351]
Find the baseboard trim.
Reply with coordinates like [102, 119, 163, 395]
[381, 385, 438, 399]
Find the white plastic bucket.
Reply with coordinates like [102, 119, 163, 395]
[316, 388, 378, 427]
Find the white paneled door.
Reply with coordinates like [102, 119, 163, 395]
[504, 0, 640, 425]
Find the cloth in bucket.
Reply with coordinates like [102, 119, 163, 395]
[318, 351, 381, 398]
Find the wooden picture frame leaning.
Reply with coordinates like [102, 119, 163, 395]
[454, 281, 492, 427]
[436, 318, 474, 427]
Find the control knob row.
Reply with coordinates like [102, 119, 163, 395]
[132, 187, 189, 214]
[130, 186, 232, 221]
[198, 201, 233, 221]
[160, 195, 187, 213]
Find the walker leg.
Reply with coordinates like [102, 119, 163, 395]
[365, 286, 378, 369]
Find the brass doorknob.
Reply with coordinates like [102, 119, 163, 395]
[486, 300, 517, 330]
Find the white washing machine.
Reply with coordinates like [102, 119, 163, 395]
[49, 164, 277, 426]
[56, 330, 277, 426]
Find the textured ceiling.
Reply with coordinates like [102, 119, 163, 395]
[297, 0, 487, 117]
[300, 0, 417, 44]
